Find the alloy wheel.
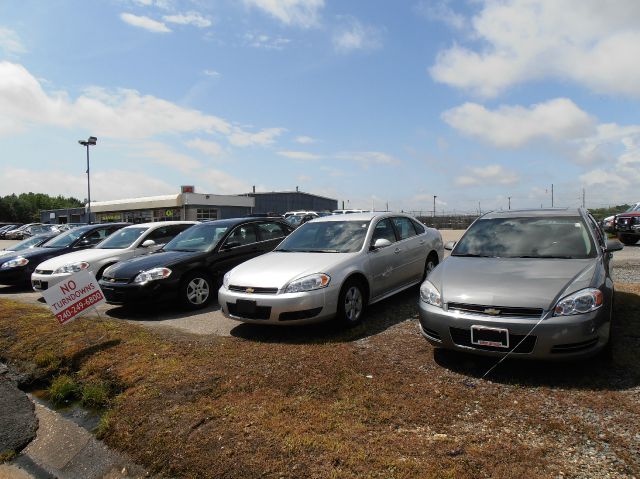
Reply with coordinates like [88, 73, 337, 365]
[344, 285, 363, 322]
[186, 277, 210, 305]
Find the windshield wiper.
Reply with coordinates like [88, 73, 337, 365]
[513, 255, 575, 259]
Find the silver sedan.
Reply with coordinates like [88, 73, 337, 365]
[418, 208, 622, 359]
[219, 212, 443, 326]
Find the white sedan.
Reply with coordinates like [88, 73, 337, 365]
[31, 221, 195, 292]
[219, 212, 443, 326]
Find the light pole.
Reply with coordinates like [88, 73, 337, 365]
[508, 196, 511, 210]
[433, 195, 437, 217]
[78, 136, 97, 223]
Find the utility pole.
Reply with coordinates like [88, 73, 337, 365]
[433, 195, 437, 217]
[478, 201, 481, 215]
[508, 196, 511, 210]
[582, 188, 585, 208]
[551, 184, 554, 208]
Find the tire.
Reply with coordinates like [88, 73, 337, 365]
[337, 279, 366, 327]
[618, 234, 638, 246]
[181, 272, 213, 310]
[95, 264, 113, 281]
[422, 253, 439, 281]
[601, 294, 615, 360]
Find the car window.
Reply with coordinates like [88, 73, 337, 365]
[454, 216, 596, 259]
[84, 227, 112, 245]
[164, 224, 228, 252]
[587, 214, 605, 248]
[146, 224, 192, 245]
[257, 222, 287, 241]
[276, 220, 370, 253]
[411, 219, 425, 234]
[224, 224, 258, 247]
[97, 227, 148, 249]
[371, 218, 397, 244]
[392, 217, 418, 241]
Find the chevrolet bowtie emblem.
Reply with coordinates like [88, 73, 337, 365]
[484, 308, 500, 316]
[246, 288, 254, 294]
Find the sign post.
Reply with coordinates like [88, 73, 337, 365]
[42, 270, 106, 325]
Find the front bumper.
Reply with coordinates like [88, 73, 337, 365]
[418, 301, 610, 359]
[31, 271, 73, 292]
[0, 266, 32, 286]
[98, 279, 179, 306]
[218, 285, 338, 325]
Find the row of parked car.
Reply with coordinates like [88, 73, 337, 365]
[0, 207, 623, 360]
[0, 222, 83, 240]
[602, 202, 640, 245]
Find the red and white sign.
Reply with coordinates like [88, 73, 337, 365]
[42, 270, 106, 325]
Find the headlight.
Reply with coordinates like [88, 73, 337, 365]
[1, 257, 29, 269]
[420, 280, 442, 307]
[134, 267, 172, 284]
[284, 273, 330, 293]
[553, 288, 603, 316]
[53, 262, 89, 274]
[223, 271, 231, 289]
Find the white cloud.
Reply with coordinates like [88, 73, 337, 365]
[131, 142, 202, 172]
[244, 33, 291, 50]
[203, 69, 220, 77]
[454, 164, 520, 187]
[442, 98, 596, 148]
[278, 150, 322, 160]
[336, 151, 400, 168]
[0, 27, 26, 55]
[197, 170, 251, 195]
[333, 18, 382, 53]
[295, 135, 316, 144]
[163, 12, 211, 28]
[0, 167, 176, 201]
[244, 0, 324, 28]
[186, 138, 223, 157]
[430, 0, 640, 98]
[120, 13, 171, 33]
[229, 127, 286, 147]
[415, 0, 465, 29]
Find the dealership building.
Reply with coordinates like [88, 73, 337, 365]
[41, 187, 338, 224]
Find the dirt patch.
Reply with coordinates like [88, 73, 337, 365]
[0, 284, 638, 478]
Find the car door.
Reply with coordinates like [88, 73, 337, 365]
[74, 226, 114, 249]
[367, 218, 402, 299]
[390, 216, 425, 284]
[213, 223, 261, 275]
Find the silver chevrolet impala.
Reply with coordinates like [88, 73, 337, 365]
[418, 208, 623, 359]
[219, 212, 443, 325]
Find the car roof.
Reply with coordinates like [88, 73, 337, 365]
[307, 212, 414, 223]
[121, 221, 197, 229]
[197, 217, 285, 227]
[481, 208, 584, 219]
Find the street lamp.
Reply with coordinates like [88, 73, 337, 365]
[78, 136, 97, 223]
[433, 195, 437, 217]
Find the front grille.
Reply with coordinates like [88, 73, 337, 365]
[449, 327, 536, 354]
[102, 277, 130, 284]
[229, 285, 279, 294]
[35, 269, 53, 275]
[279, 307, 323, 321]
[550, 338, 599, 354]
[32, 281, 48, 290]
[447, 302, 543, 319]
[227, 302, 272, 320]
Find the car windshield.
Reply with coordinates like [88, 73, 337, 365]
[96, 227, 148, 249]
[453, 216, 596, 259]
[276, 220, 370, 253]
[9, 236, 46, 251]
[626, 204, 640, 212]
[42, 228, 85, 248]
[286, 215, 304, 226]
[163, 224, 228, 252]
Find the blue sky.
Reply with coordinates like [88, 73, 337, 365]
[1, 0, 639, 214]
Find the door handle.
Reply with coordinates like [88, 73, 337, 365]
[394, 248, 401, 254]
[419, 240, 425, 245]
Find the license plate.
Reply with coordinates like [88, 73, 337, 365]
[471, 325, 509, 349]
[236, 300, 257, 315]
[32, 280, 40, 287]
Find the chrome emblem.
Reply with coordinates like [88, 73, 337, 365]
[484, 308, 501, 316]
[245, 288, 254, 294]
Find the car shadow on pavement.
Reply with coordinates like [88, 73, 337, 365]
[230, 285, 419, 344]
[433, 290, 640, 391]
[104, 301, 221, 321]
[0, 285, 33, 294]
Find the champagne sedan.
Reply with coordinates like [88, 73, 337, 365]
[219, 212, 443, 326]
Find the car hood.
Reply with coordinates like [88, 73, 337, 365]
[0, 246, 64, 266]
[36, 248, 128, 270]
[429, 256, 597, 310]
[103, 250, 198, 279]
[227, 251, 355, 288]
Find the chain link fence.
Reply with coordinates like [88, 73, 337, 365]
[412, 214, 479, 230]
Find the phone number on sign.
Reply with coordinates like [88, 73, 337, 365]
[56, 290, 104, 323]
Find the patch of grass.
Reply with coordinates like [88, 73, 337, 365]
[81, 381, 110, 408]
[34, 349, 61, 370]
[95, 410, 113, 439]
[48, 374, 78, 404]
[0, 450, 16, 463]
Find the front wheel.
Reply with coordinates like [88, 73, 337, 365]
[618, 234, 638, 246]
[337, 280, 366, 326]
[422, 253, 439, 281]
[181, 273, 213, 310]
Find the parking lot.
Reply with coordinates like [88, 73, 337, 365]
[1, 231, 639, 338]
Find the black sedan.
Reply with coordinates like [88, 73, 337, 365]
[0, 223, 129, 287]
[99, 217, 294, 310]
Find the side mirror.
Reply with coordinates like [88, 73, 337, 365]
[605, 239, 624, 252]
[76, 238, 92, 247]
[444, 241, 456, 251]
[371, 238, 392, 250]
[223, 241, 241, 250]
[141, 239, 156, 248]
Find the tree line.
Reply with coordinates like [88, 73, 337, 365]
[0, 193, 83, 223]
